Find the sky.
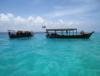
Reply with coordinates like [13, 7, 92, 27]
[0, 0, 100, 32]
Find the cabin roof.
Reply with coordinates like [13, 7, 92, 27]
[46, 28, 77, 31]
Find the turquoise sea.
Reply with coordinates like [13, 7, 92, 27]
[0, 33, 100, 76]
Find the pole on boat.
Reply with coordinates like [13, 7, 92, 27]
[54, 30, 56, 34]
[76, 29, 77, 35]
[69, 30, 70, 35]
[61, 30, 63, 35]
[72, 30, 74, 35]
[66, 30, 68, 35]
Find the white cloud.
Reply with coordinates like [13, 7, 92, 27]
[27, 16, 45, 24]
[34, 16, 45, 24]
[0, 13, 10, 21]
[27, 16, 34, 23]
[0, 13, 46, 32]
[0, 13, 45, 25]
[7, 13, 14, 18]
[0, 13, 98, 32]
[15, 16, 25, 24]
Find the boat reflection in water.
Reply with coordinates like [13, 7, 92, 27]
[8, 30, 33, 39]
[46, 28, 94, 39]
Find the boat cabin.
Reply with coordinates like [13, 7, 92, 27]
[8, 30, 33, 38]
[46, 28, 77, 35]
[46, 28, 94, 39]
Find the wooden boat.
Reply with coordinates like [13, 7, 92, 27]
[46, 28, 94, 39]
[8, 30, 33, 38]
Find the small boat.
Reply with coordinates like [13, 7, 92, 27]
[8, 30, 33, 38]
[46, 28, 94, 39]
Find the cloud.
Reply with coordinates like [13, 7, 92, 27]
[47, 5, 98, 18]
[33, 16, 45, 24]
[0, 0, 99, 32]
[0, 13, 10, 21]
[15, 16, 26, 24]
[0, 13, 46, 32]
[0, 13, 78, 32]
[0, 13, 99, 32]
[45, 0, 99, 19]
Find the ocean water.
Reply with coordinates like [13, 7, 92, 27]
[0, 33, 100, 76]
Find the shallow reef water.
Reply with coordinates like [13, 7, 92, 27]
[0, 33, 100, 76]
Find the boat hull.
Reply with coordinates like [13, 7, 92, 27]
[9, 34, 33, 38]
[47, 32, 94, 39]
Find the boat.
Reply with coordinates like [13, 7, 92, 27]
[8, 30, 33, 38]
[46, 28, 94, 39]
